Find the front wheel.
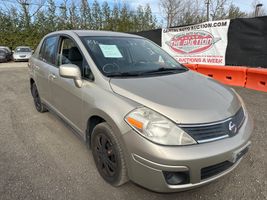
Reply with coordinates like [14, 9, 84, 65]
[91, 122, 128, 186]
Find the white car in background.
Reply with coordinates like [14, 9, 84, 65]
[13, 46, 33, 61]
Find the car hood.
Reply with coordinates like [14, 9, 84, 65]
[109, 71, 241, 124]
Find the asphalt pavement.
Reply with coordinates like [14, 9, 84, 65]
[0, 63, 266, 200]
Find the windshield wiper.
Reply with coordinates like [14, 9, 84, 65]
[106, 68, 187, 77]
[106, 71, 142, 77]
[138, 67, 187, 75]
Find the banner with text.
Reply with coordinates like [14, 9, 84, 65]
[162, 20, 230, 65]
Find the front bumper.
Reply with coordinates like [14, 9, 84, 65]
[122, 113, 253, 192]
[13, 56, 31, 61]
[0, 58, 7, 62]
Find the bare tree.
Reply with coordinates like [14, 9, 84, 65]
[209, 0, 229, 20]
[248, 0, 266, 17]
[210, 0, 247, 20]
[176, 0, 206, 26]
[160, 0, 247, 27]
[159, 0, 183, 27]
[227, 4, 247, 19]
[16, 0, 45, 28]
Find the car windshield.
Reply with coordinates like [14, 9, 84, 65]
[15, 47, 31, 53]
[81, 36, 187, 77]
[0, 47, 10, 52]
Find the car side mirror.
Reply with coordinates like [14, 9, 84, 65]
[59, 64, 82, 88]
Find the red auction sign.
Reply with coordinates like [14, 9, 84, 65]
[162, 20, 230, 65]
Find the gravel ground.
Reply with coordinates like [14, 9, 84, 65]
[0, 63, 266, 200]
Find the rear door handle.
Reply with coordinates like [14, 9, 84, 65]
[32, 64, 40, 70]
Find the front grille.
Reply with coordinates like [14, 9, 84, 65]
[201, 146, 249, 180]
[201, 161, 233, 180]
[181, 107, 245, 143]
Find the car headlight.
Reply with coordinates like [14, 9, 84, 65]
[125, 107, 196, 146]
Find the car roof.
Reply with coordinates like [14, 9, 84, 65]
[47, 30, 143, 38]
[15, 46, 31, 49]
[0, 46, 11, 51]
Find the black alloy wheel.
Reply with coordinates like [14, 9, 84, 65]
[94, 133, 118, 177]
[91, 122, 128, 186]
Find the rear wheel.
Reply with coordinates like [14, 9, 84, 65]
[91, 122, 128, 186]
[31, 83, 47, 113]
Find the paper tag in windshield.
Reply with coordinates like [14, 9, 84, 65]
[99, 44, 123, 58]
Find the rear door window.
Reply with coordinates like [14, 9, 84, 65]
[39, 36, 58, 65]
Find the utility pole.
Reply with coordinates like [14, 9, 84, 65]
[255, 3, 263, 17]
[205, 0, 210, 21]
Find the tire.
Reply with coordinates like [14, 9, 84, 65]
[31, 83, 47, 113]
[91, 122, 128, 186]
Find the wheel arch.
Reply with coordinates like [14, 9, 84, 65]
[86, 115, 105, 147]
[85, 108, 131, 149]
[30, 78, 35, 95]
[30, 78, 35, 86]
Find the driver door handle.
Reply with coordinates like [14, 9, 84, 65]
[49, 73, 57, 80]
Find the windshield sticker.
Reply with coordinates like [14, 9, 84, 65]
[99, 44, 123, 58]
